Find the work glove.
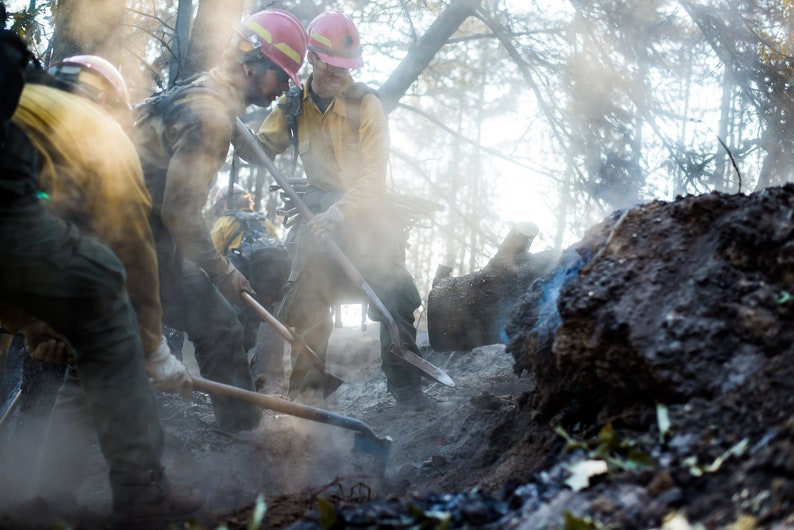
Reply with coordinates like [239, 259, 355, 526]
[307, 205, 344, 240]
[146, 337, 192, 395]
[22, 320, 75, 364]
[213, 260, 256, 307]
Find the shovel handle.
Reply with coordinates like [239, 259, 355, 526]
[241, 292, 292, 339]
[241, 292, 323, 371]
[234, 120, 401, 342]
[192, 376, 373, 437]
[240, 292, 344, 397]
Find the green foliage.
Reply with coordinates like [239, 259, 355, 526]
[5, 1, 51, 47]
[556, 422, 654, 472]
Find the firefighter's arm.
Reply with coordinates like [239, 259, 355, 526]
[230, 95, 290, 163]
[146, 336, 191, 395]
[0, 304, 74, 364]
[87, 125, 164, 354]
[161, 110, 232, 278]
[161, 113, 254, 304]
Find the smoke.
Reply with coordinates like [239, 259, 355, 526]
[532, 247, 589, 343]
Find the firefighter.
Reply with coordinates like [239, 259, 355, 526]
[0, 30, 202, 523]
[210, 184, 280, 252]
[6, 51, 198, 513]
[132, 9, 308, 430]
[10, 56, 189, 391]
[210, 184, 289, 388]
[241, 11, 433, 409]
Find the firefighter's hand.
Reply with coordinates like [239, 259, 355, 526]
[146, 337, 192, 396]
[214, 260, 256, 306]
[23, 320, 75, 364]
[307, 205, 344, 240]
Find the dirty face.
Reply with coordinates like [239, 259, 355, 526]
[309, 52, 349, 99]
[244, 62, 290, 108]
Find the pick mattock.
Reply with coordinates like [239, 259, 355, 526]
[235, 118, 455, 388]
[191, 376, 392, 459]
[241, 292, 344, 398]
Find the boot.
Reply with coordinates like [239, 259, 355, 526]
[391, 385, 435, 411]
[110, 465, 204, 525]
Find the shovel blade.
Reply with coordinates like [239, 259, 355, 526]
[389, 345, 456, 387]
[354, 431, 392, 459]
[322, 371, 345, 398]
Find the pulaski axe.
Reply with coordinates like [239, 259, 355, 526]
[241, 292, 344, 398]
[235, 118, 454, 388]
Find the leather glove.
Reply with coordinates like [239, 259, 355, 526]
[22, 320, 75, 364]
[213, 260, 256, 306]
[146, 337, 192, 395]
[307, 205, 344, 240]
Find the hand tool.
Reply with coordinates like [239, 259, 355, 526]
[241, 292, 344, 398]
[191, 376, 391, 459]
[234, 118, 455, 388]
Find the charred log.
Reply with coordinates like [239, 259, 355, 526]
[427, 223, 559, 352]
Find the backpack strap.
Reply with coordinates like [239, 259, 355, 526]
[133, 74, 222, 127]
[278, 86, 303, 176]
[342, 82, 379, 142]
[278, 82, 379, 159]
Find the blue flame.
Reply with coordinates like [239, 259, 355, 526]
[534, 248, 588, 341]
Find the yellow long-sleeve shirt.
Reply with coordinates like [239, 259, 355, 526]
[254, 75, 389, 220]
[13, 84, 163, 354]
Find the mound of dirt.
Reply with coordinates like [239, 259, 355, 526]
[2, 185, 793, 529]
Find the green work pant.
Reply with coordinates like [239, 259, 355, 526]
[278, 210, 423, 398]
[0, 200, 165, 491]
[152, 227, 259, 432]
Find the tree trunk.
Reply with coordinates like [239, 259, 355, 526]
[50, 0, 126, 63]
[379, 0, 482, 113]
[183, 0, 245, 78]
[167, 0, 194, 86]
[427, 222, 559, 352]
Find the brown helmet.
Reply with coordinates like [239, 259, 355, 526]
[307, 10, 363, 69]
[234, 9, 308, 88]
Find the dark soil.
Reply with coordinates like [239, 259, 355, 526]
[2, 185, 794, 529]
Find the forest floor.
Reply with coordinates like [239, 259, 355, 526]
[2, 185, 794, 529]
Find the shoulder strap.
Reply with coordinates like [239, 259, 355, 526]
[342, 82, 379, 141]
[133, 74, 221, 126]
[278, 81, 379, 163]
[278, 86, 303, 176]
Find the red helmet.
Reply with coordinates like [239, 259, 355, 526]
[307, 10, 363, 69]
[48, 55, 130, 108]
[234, 9, 308, 88]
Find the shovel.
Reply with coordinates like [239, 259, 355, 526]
[0, 388, 21, 431]
[235, 118, 455, 388]
[191, 376, 392, 459]
[241, 292, 344, 398]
